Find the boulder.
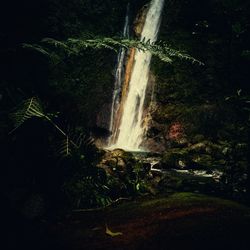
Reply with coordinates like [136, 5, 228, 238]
[192, 134, 205, 143]
[97, 149, 135, 177]
[189, 142, 208, 153]
[161, 148, 191, 169]
[143, 138, 166, 153]
[169, 138, 189, 148]
[191, 154, 214, 168]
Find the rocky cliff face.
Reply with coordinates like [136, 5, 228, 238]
[143, 0, 250, 153]
[133, 4, 149, 38]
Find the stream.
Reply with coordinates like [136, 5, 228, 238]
[132, 151, 223, 181]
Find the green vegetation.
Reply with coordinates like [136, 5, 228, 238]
[23, 36, 203, 64]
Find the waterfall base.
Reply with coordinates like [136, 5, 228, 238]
[105, 144, 147, 153]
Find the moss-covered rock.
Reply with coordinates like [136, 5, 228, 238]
[161, 148, 191, 169]
[97, 149, 156, 197]
[159, 138, 229, 170]
[191, 154, 214, 168]
[98, 149, 135, 177]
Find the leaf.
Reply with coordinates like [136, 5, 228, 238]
[10, 97, 46, 133]
[22, 44, 51, 57]
[24, 36, 203, 65]
[105, 224, 123, 237]
[55, 136, 72, 159]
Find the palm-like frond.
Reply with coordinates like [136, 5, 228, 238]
[10, 97, 45, 133]
[9, 97, 97, 160]
[10, 97, 79, 145]
[56, 136, 72, 159]
[80, 135, 95, 150]
[23, 36, 204, 65]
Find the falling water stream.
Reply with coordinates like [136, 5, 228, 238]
[108, 4, 130, 145]
[109, 0, 165, 151]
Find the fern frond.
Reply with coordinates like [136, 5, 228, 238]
[10, 97, 80, 150]
[23, 36, 203, 65]
[10, 97, 45, 133]
[71, 131, 95, 150]
[22, 44, 51, 58]
[81, 135, 95, 149]
[56, 136, 72, 159]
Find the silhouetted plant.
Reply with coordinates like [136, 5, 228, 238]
[23, 36, 204, 65]
[10, 97, 82, 157]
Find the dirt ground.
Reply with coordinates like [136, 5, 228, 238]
[43, 193, 250, 250]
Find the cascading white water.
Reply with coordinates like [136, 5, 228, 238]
[108, 4, 130, 144]
[111, 0, 165, 151]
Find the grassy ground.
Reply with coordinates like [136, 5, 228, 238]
[43, 192, 250, 250]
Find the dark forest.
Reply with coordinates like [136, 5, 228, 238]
[1, 0, 250, 249]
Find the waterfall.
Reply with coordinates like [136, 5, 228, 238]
[108, 4, 130, 145]
[109, 0, 165, 151]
